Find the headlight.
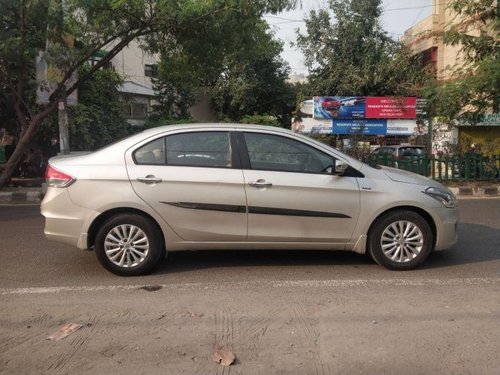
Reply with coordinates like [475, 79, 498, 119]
[423, 187, 457, 208]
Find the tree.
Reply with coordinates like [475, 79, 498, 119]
[0, 0, 297, 187]
[150, 15, 294, 126]
[296, 0, 425, 97]
[40, 66, 129, 152]
[429, 0, 499, 123]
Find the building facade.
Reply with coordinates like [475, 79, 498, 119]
[402, 0, 499, 155]
[108, 40, 215, 126]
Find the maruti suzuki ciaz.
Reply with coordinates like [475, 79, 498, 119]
[41, 124, 458, 276]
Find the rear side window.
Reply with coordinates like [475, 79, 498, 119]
[374, 147, 395, 155]
[166, 132, 231, 168]
[400, 147, 424, 157]
[134, 138, 166, 165]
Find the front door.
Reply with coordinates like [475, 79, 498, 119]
[240, 131, 361, 245]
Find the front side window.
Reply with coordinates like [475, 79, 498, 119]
[243, 132, 333, 173]
[166, 132, 231, 168]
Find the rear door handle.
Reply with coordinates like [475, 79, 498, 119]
[248, 179, 273, 188]
[137, 175, 162, 184]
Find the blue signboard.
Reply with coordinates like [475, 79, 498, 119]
[332, 119, 387, 135]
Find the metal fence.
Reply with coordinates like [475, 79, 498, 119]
[366, 153, 500, 181]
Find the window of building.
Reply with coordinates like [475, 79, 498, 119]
[144, 64, 158, 78]
[124, 102, 148, 119]
[89, 51, 113, 70]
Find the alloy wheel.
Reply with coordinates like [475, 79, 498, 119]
[104, 224, 149, 268]
[380, 220, 424, 263]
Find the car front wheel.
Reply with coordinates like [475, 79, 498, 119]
[368, 210, 433, 270]
[95, 213, 164, 276]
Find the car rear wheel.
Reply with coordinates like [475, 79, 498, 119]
[95, 213, 164, 276]
[368, 210, 433, 270]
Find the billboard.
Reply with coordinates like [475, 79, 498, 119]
[365, 96, 416, 119]
[314, 96, 416, 120]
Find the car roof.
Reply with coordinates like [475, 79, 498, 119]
[51, 123, 365, 171]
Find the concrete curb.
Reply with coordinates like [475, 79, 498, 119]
[448, 186, 499, 198]
[0, 190, 44, 204]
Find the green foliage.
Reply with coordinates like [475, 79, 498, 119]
[0, 0, 49, 118]
[68, 67, 129, 150]
[151, 16, 294, 126]
[40, 66, 128, 151]
[296, 0, 426, 97]
[0, 0, 297, 187]
[239, 114, 281, 127]
[431, 0, 499, 123]
[143, 116, 196, 130]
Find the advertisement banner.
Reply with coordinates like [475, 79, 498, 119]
[314, 96, 416, 120]
[292, 117, 332, 134]
[478, 113, 500, 126]
[298, 99, 314, 116]
[365, 96, 416, 119]
[314, 96, 366, 119]
[386, 120, 427, 135]
[333, 119, 387, 135]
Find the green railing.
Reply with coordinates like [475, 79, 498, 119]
[366, 153, 500, 181]
[0, 146, 5, 164]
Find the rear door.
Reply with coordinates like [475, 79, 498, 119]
[126, 130, 247, 242]
[238, 131, 361, 245]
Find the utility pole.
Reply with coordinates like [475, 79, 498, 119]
[58, 92, 70, 155]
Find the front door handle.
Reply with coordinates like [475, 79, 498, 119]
[137, 175, 162, 184]
[248, 179, 273, 188]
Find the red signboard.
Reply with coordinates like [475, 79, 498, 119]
[365, 97, 416, 119]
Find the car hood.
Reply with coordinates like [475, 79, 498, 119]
[381, 166, 441, 187]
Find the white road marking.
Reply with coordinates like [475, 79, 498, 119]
[1, 277, 499, 296]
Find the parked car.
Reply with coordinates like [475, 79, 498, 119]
[41, 124, 458, 276]
[370, 145, 426, 160]
[369, 145, 429, 172]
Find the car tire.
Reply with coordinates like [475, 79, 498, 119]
[95, 213, 164, 276]
[368, 210, 433, 270]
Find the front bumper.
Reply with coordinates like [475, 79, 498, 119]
[432, 206, 458, 251]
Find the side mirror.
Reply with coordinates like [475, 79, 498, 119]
[334, 160, 349, 176]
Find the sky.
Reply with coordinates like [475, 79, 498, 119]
[264, 0, 433, 74]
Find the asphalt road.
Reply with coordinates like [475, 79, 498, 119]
[0, 199, 499, 288]
[1, 199, 499, 374]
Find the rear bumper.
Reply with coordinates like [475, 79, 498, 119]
[41, 187, 98, 249]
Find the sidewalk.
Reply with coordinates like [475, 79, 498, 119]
[0, 181, 498, 204]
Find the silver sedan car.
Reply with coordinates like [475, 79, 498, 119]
[41, 124, 458, 276]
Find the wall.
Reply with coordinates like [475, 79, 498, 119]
[459, 127, 500, 155]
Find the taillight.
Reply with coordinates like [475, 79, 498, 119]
[45, 165, 75, 188]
